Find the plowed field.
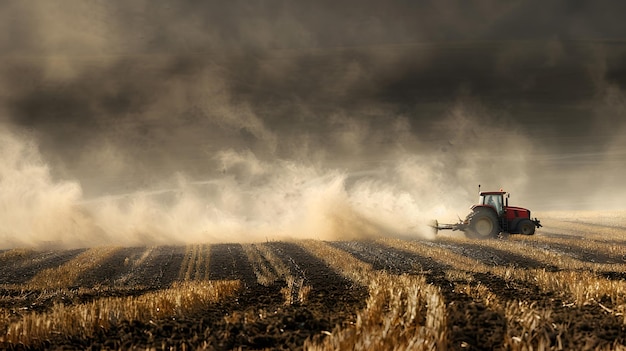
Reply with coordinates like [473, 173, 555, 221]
[1, 213, 625, 350]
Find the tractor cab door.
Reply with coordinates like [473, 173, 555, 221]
[480, 194, 504, 216]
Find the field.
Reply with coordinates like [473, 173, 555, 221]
[1, 212, 625, 350]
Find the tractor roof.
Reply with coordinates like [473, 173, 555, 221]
[479, 191, 507, 196]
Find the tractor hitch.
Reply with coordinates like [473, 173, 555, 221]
[430, 219, 467, 234]
[532, 218, 542, 228]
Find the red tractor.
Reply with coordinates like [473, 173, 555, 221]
[433, 186, 541, 238]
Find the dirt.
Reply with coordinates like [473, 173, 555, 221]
[334, 239, 626, 349]
[1, 234, 625, 350]
[0, 248, 86, 285]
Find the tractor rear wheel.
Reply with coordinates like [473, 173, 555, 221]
[467, 208, 499, 238]
[517, 219, 536, 235]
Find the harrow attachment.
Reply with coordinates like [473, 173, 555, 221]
[430, 219, 467, 234]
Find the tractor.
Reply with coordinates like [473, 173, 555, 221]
[432, 185, 541, 238]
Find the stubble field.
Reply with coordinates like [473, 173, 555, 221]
[1, 211, 625, 350]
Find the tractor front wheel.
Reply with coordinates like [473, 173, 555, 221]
[467, 209, 500, 238]
[517, 219, 536, 235]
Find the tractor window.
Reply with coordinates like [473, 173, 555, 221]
[482, 194, 504, 215]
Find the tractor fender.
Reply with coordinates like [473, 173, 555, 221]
[471, 204, 499, 213]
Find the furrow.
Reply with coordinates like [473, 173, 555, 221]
[0, 248, 86, 285]
[74, 247, 149, 287]
[1, 280, 241, 347]
[267, 241, 367, 314]
[178, 244, 210, 281]
[208, 243, 257, 287]
[379, 238, 626, 349]
[330, 240, 508, 349]
[124, 246, 186, 288]
[442, 236, 626, 276]
[541, 218, 626, 242]
[511, 234, 626, 265]
[26, 247, 120, 289]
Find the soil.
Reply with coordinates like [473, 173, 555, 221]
[0, 233, 625, 350]
[0, 248, 86, 285]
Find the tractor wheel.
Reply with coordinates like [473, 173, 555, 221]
[517, 219, 536, 235]
[467, 208, 500, 238]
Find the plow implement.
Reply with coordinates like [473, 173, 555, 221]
[430, 219, 467, 234]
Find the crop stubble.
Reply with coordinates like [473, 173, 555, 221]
[0, 211, 625, 350]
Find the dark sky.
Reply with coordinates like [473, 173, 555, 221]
[2, 0, 626, 212]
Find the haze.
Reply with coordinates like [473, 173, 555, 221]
[1, 1, 625, 248]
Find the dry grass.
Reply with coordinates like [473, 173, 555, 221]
[2, 210, 625, 349]
[544, 221, 625, 241]
[532, 269, 625, 304]
[379, 237, 626, 348]
[1, 280, 240, 345]
[452, 283, 561, 350]
[299, 240, 372, 285]
[114, 246, 155, 285]
[299, 240, 446, 351]
[503, 301, 562, 350]
[476, 236, 625, 273]
[540, 210, 626, 229]
[0, 248, 36, 264]
[539, 212, 626, 242]
[26, 247, 120, 289]
[510, 234, 626, 261]
[380, 238, 490, 274]
[431, 236, 626, 308]
[453, 282, 499, 309]
[281, 277, 312, 306]
[493, 244, 625, 311]
[178, 244, 211, 281]
[254, 244, 292, 279]
[242, 243, 279, 286]
[307, 273, 446, 351]
[0, 309, 10, 336]
[243, 243, 312, 305]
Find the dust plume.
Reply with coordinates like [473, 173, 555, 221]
[0, 101, 532, 249]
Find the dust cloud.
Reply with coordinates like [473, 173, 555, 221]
[1, 2, 626, 248]
[0, 102, 533, 249]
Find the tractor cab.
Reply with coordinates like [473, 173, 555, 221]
[477, 191, 506, 216]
